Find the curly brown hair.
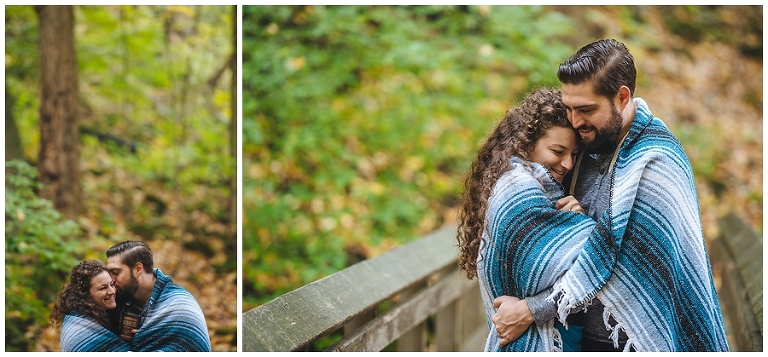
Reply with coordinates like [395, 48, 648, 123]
[50, 260, 112, 328]
[456, 87, 573, 279]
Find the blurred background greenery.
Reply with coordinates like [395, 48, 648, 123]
[5, 5, 236, 351]
[242, 5, 762, 312]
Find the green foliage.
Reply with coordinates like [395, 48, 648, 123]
[5, 5, 237, 350]
[4, 160, 83, 351]
[6, 4, 234, 252]
[75, 5, 234, 198]
[4, 6, 41, 159]
[241, 5, 575, 306]
[7, 6, 234, 222]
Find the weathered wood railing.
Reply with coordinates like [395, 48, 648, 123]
[242, 224, 488, 351]
[710, 212, 763, 352]
[243, 212, 762, 352]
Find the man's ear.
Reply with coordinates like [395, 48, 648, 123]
[133, 262, 144, 277]
[616, 85, 632, 110]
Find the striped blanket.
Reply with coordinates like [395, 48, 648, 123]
[479, 99, 729, 352]
[131, 268, 212, 352]
[477, 157, 596, 352]
[60, 313, 130, 352]
[550, 99, 728, 351]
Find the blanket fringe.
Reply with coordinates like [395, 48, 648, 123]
[546, 286, 595, 327]
[552, 323, 564, 352]
[623, 338, 636, 352]
[603, 307, 623, 349]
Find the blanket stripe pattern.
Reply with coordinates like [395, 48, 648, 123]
[477, 99, 729, 352]
[60, 313, 131, 352]
[477, 157, 596, 352]
[131, 268, 212, 352]
[549, 99, 729, 351]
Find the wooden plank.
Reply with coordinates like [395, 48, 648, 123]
[397, 283, 427, 351]
[326, 272, 476, 351]
[459, 281, 487, 351]
[711, 212, 763, 352]
[462, 324, 490, 352]
[435, 299, 457, 351]
[720, 213, 762, 332]
[242, 224, 459, 351]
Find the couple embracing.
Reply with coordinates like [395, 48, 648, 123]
[50, 241, 212, 352]
[457, 39, 729, 352]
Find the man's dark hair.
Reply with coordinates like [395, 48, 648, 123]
[107, 241, 154, 272]
[557, 39, 636, 99]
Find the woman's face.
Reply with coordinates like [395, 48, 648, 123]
[89, 271, 117, 310]
[530, 126, 579, 183]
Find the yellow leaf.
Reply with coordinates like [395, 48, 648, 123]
[285, 57, 306, 72]
[368, 182, 385, 195]
[167, 5, 196, 17]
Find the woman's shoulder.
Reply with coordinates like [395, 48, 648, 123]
[495, 156, 563, 202]
[63, 311, 92, 322]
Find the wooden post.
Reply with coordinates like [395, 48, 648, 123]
[345, 307, 377, 337]
[396, 283, 427, 351]
[435, 299, 457, 351]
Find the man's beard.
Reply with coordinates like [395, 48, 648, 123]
[115, 274, 139, 303]
[582, 102, 623, 156]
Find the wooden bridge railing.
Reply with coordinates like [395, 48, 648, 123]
[710, 212, 763, 352]
[243, 212, 762, 352]
[242, 224, 488, 351]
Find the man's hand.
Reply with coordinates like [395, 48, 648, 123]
[492, 296, 534, 348]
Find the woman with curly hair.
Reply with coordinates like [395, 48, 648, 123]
[457, 87, 596, 351]
[50, 260, 130, 352]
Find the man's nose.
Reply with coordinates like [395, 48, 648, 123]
[569, 111, 584, 129]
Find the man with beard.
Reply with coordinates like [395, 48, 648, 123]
[489, 39, 728, 351]
[106, 241, 211, 351]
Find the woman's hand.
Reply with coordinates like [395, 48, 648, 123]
[492, 296, 534, 347]
[556, 195, 584, 214]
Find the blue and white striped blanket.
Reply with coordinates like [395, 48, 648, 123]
[131, 268, 212, 352]
[59, 269, 211, 352]
[478, 99, 729, 351]
[477, 157, 595, 352]
[550, 99, 728, 351]
[60, 313, 130, 352]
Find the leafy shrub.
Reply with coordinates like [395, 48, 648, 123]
[241, 5, 575, 307]
[5, 160, 83, 351]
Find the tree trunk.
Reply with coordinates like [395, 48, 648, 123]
[229, 4, 238, 229]
[35, 5, 81, 220]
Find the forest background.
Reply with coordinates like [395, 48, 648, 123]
[242, 3, 762, 316]
[3, 4, 763, 353]
[5, 5, 237, 351]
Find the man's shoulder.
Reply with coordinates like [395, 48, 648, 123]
[151, 269, 200, 303]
